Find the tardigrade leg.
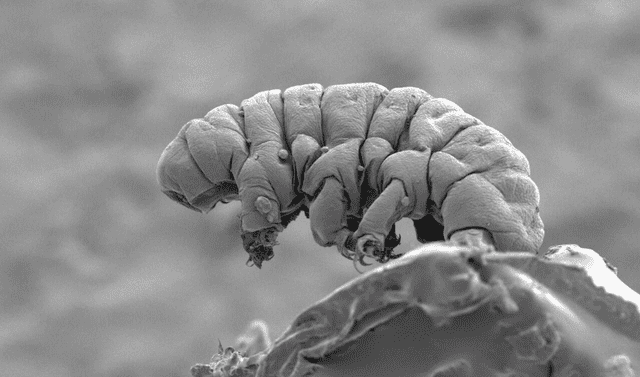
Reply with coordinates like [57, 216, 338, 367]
[353, 87, 433, 263]
[238, 89, 299, 267]
[308, 177, 353, 257]
[352, 179, 407, 263]
[303, 83, 389, 263]
[353, 149, 429, 263]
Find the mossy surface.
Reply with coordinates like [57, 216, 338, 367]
[194, 243, 640, 377]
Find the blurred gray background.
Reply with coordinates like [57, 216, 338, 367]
[2, 0, 639, 376]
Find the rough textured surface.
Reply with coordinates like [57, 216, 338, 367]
[192, 243, 640, 377]
[157, 83, 544, 267]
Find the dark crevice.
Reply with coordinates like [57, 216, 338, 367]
[162, 190, 200, 212]
[318, 87, 326, 147]
[365, 88, 387, 128]
[466, 252, 485, 272]
[190, 181, 239, 211]
[413, 215, 445, 243]
[425, 145, 434, 213]
[275, 89, 292, 160]
[280, 205, 304, 228]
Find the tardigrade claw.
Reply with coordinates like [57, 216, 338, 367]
[356, 235, 382, 260]
[337, 231, 403, 273]
[241, 228, 279, 268]
[336, 234, 370, 274]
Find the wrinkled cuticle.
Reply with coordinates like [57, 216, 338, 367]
[160, 83, 544, 270]
[437, 166, 490, 214]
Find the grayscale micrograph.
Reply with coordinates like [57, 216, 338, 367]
[2, 1, 640, 376]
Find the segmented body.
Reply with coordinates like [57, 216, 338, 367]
[157, 83, 544, 267]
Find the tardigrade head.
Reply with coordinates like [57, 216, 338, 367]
[157, 105, 248, 213]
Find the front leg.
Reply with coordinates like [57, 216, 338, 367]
[237, 158, 284, 269]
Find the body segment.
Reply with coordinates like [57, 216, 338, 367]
[237, 90, 299, 265]
[301, 83, 387, 255]
[282, 84, 324, 192]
